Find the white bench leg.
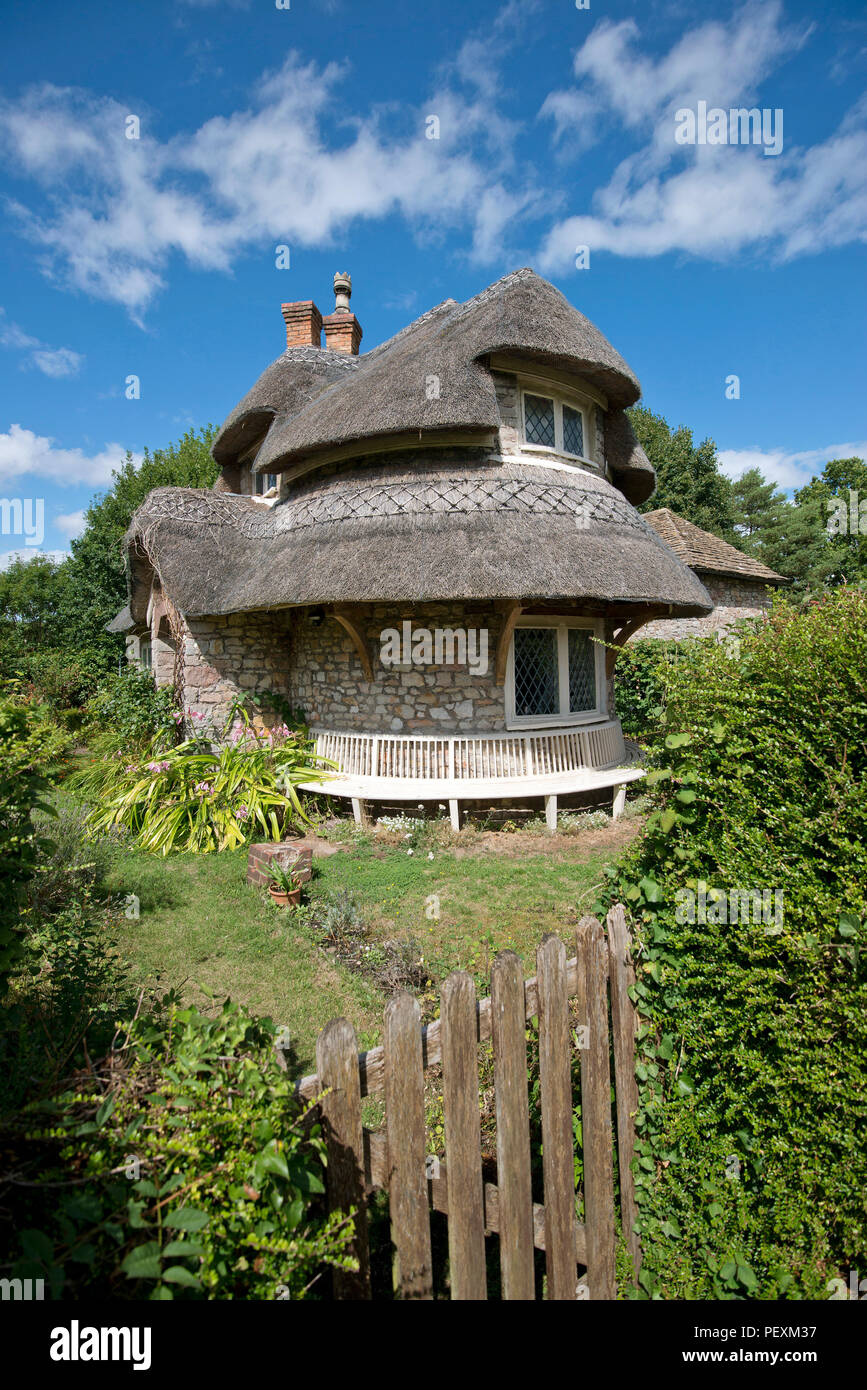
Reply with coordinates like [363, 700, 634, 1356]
[351, 797, 366, 827]
[449, 799, 460, 832]
[544, 794, 557, 833]
[612, 783, 627, 821]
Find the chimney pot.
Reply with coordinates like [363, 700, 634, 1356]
[323, 270, 362, 354]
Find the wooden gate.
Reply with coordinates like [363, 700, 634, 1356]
[293, 905, 640, 1300]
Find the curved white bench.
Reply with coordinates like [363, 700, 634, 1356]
[298, 722, 645, 831]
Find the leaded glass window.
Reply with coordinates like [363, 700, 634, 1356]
[509, 622, 601, 725]
[562, 405, 584, 457]
[513, 628, 559, 717]
[568, 628, 595, 711]
[524, 394, 555, 448]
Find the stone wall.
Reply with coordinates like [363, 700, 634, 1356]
[152, 600, 621, 739]
[174, 609, 294, 730]
[289, 603, 509, 734]
[636, 575, 779, 641]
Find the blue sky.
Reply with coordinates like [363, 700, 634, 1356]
[0, 0, 865, 562]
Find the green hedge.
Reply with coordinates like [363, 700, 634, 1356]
[602, 589, 867, 1297]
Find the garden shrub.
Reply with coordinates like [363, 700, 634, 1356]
[84, 668, 178, 754]
[614, 638, 688, 740]
[78, 709, 330, 854]
[600, 589, 867, 1297]
[7, 998, 356, 1299]
[0, 684, 70, 996]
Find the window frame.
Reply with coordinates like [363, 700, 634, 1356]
[520, 385, 594, 465]
[139, 637, 152, 671]
[505, 616, 606, 730]
[254, 471, 279, 496]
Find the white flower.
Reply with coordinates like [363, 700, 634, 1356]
[427, 852, 434, 860]
[407, 849, 414, 856]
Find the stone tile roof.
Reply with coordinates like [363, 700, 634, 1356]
[643, 509, 788, 583]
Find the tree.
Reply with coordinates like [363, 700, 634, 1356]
[629, 405, 736, 538]
[58, 426, 218, 673]
[730, 468, 788, 554]
[0, 555, 70, 658]
[758, 457, 867, 589]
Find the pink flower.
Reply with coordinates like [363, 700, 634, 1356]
[236, 805, 249, 820]
[124, 764, 137, 774]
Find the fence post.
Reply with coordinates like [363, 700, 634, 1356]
[606, 904, 642, 1282]
[576, 918, 617, 1300]
[491, 951, 535, 1300]
[384, 992, 433, 1299]
[536, 933, 579, 1299]
[440, 971, 487, 1300]
[316, 1018, 371, 1299]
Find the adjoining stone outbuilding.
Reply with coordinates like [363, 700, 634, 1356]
[114, 268, 714, 827]
[637, 509, 788, 640]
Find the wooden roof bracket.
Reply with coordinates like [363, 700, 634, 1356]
[332, 606, 374, 682]
[495, 600, 524, 685]
[605, 611, 656, 678]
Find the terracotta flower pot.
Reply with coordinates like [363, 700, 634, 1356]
[269, 884, 302, 909]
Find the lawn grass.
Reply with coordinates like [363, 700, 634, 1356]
[105, 846, 383, 1074]
[102, 819, 637, 1076]
[307, 829, 625, 983]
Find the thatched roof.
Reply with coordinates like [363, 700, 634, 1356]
[644, 509, 788, 584]
[211, 269, 651, 498]
[127, 455, 712, 620]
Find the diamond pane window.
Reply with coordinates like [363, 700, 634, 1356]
[568, 628, 596, 712]
[524, 394, 555, 448]
[513, 628, 559, 717]
[562, 405, 584, 457]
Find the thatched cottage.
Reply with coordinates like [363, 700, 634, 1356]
[115, 269, 713, 828]
[638, 509, 788, 639]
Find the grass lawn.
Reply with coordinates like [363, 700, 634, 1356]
[104, 818, 639, 1076]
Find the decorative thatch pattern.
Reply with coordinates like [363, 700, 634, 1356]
[127, 458, 713, 620]
[644, 509, 788, 583]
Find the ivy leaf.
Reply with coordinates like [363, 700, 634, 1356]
[162, 1240, 206, 1259]
[639, 877, 663, 904]
[164, 1207, 209, 1233]
[121, 1243, 162, 1280]
[161, 1265, 202, 1288]
[676, 1076, 694, 1097]
[838, 914, 860, 938]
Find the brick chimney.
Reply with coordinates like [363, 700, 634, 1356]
[281, 300, 323, 348]
[322, 272, 363, 355]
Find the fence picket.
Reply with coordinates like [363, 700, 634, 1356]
[440, 972, 487, 1300]
[576, 918, 616, 1300]
[315, 1018, 372, 1299]
[384, 992, 433, 1299]
[491, 951, 535, 1300]
[536, 934, 579, 1299]
[606, 905, 642, 1282]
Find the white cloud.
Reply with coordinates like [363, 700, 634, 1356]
[0, 424, 141, 487]
[0, 547, 68, 571]
[54, 508, 87, 539]
[719, 440, 867, 491]
[0, 308, 83, 376]
[538, 3, 867, 267]
[0, 49, 535, 320]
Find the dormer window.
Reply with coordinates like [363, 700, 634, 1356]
[522, 388, 589, 462]
[254, 471, 279, 496]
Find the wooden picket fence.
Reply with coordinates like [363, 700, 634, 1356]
[293, 905, 640, 1300]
